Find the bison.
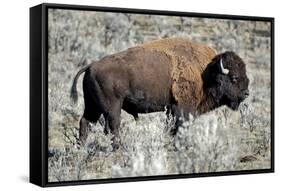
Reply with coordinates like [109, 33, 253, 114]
[71, 38, 249, 148]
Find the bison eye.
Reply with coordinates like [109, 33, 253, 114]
[230, 75, 238, 83]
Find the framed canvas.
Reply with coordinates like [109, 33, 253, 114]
[30, 3, 274, 187]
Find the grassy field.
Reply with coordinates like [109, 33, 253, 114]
[47, 9, 272, 182]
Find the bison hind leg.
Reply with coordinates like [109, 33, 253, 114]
[78, 117, 90, 145]
[78, 108, 102, 146]
[103, 100, 123, 151]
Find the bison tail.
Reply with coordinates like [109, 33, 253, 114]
[70, 62, 90, 104]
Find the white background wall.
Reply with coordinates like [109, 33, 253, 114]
[0, 0, 279, 190]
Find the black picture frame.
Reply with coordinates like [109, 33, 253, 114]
[30, 3, 275, 187]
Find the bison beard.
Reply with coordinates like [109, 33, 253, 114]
[71, 38, 249, 149]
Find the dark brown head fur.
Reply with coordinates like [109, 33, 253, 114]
[200, 51, 249, 112]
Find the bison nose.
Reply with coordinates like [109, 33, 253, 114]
[244, 89, 249, 98]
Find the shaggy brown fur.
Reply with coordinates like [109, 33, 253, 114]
[138, 38, 217, 112]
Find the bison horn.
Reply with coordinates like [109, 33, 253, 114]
[220, 58, 229, 75]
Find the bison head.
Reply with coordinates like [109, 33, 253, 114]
[203, 51, 249, 110]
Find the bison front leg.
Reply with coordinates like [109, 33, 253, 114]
[165, 105, 183, 136]
[169, 104, 197, 136]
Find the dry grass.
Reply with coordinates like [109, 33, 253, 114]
[47, 9, 272, 182]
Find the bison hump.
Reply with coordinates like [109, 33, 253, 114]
[139, 38, 217, 109]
